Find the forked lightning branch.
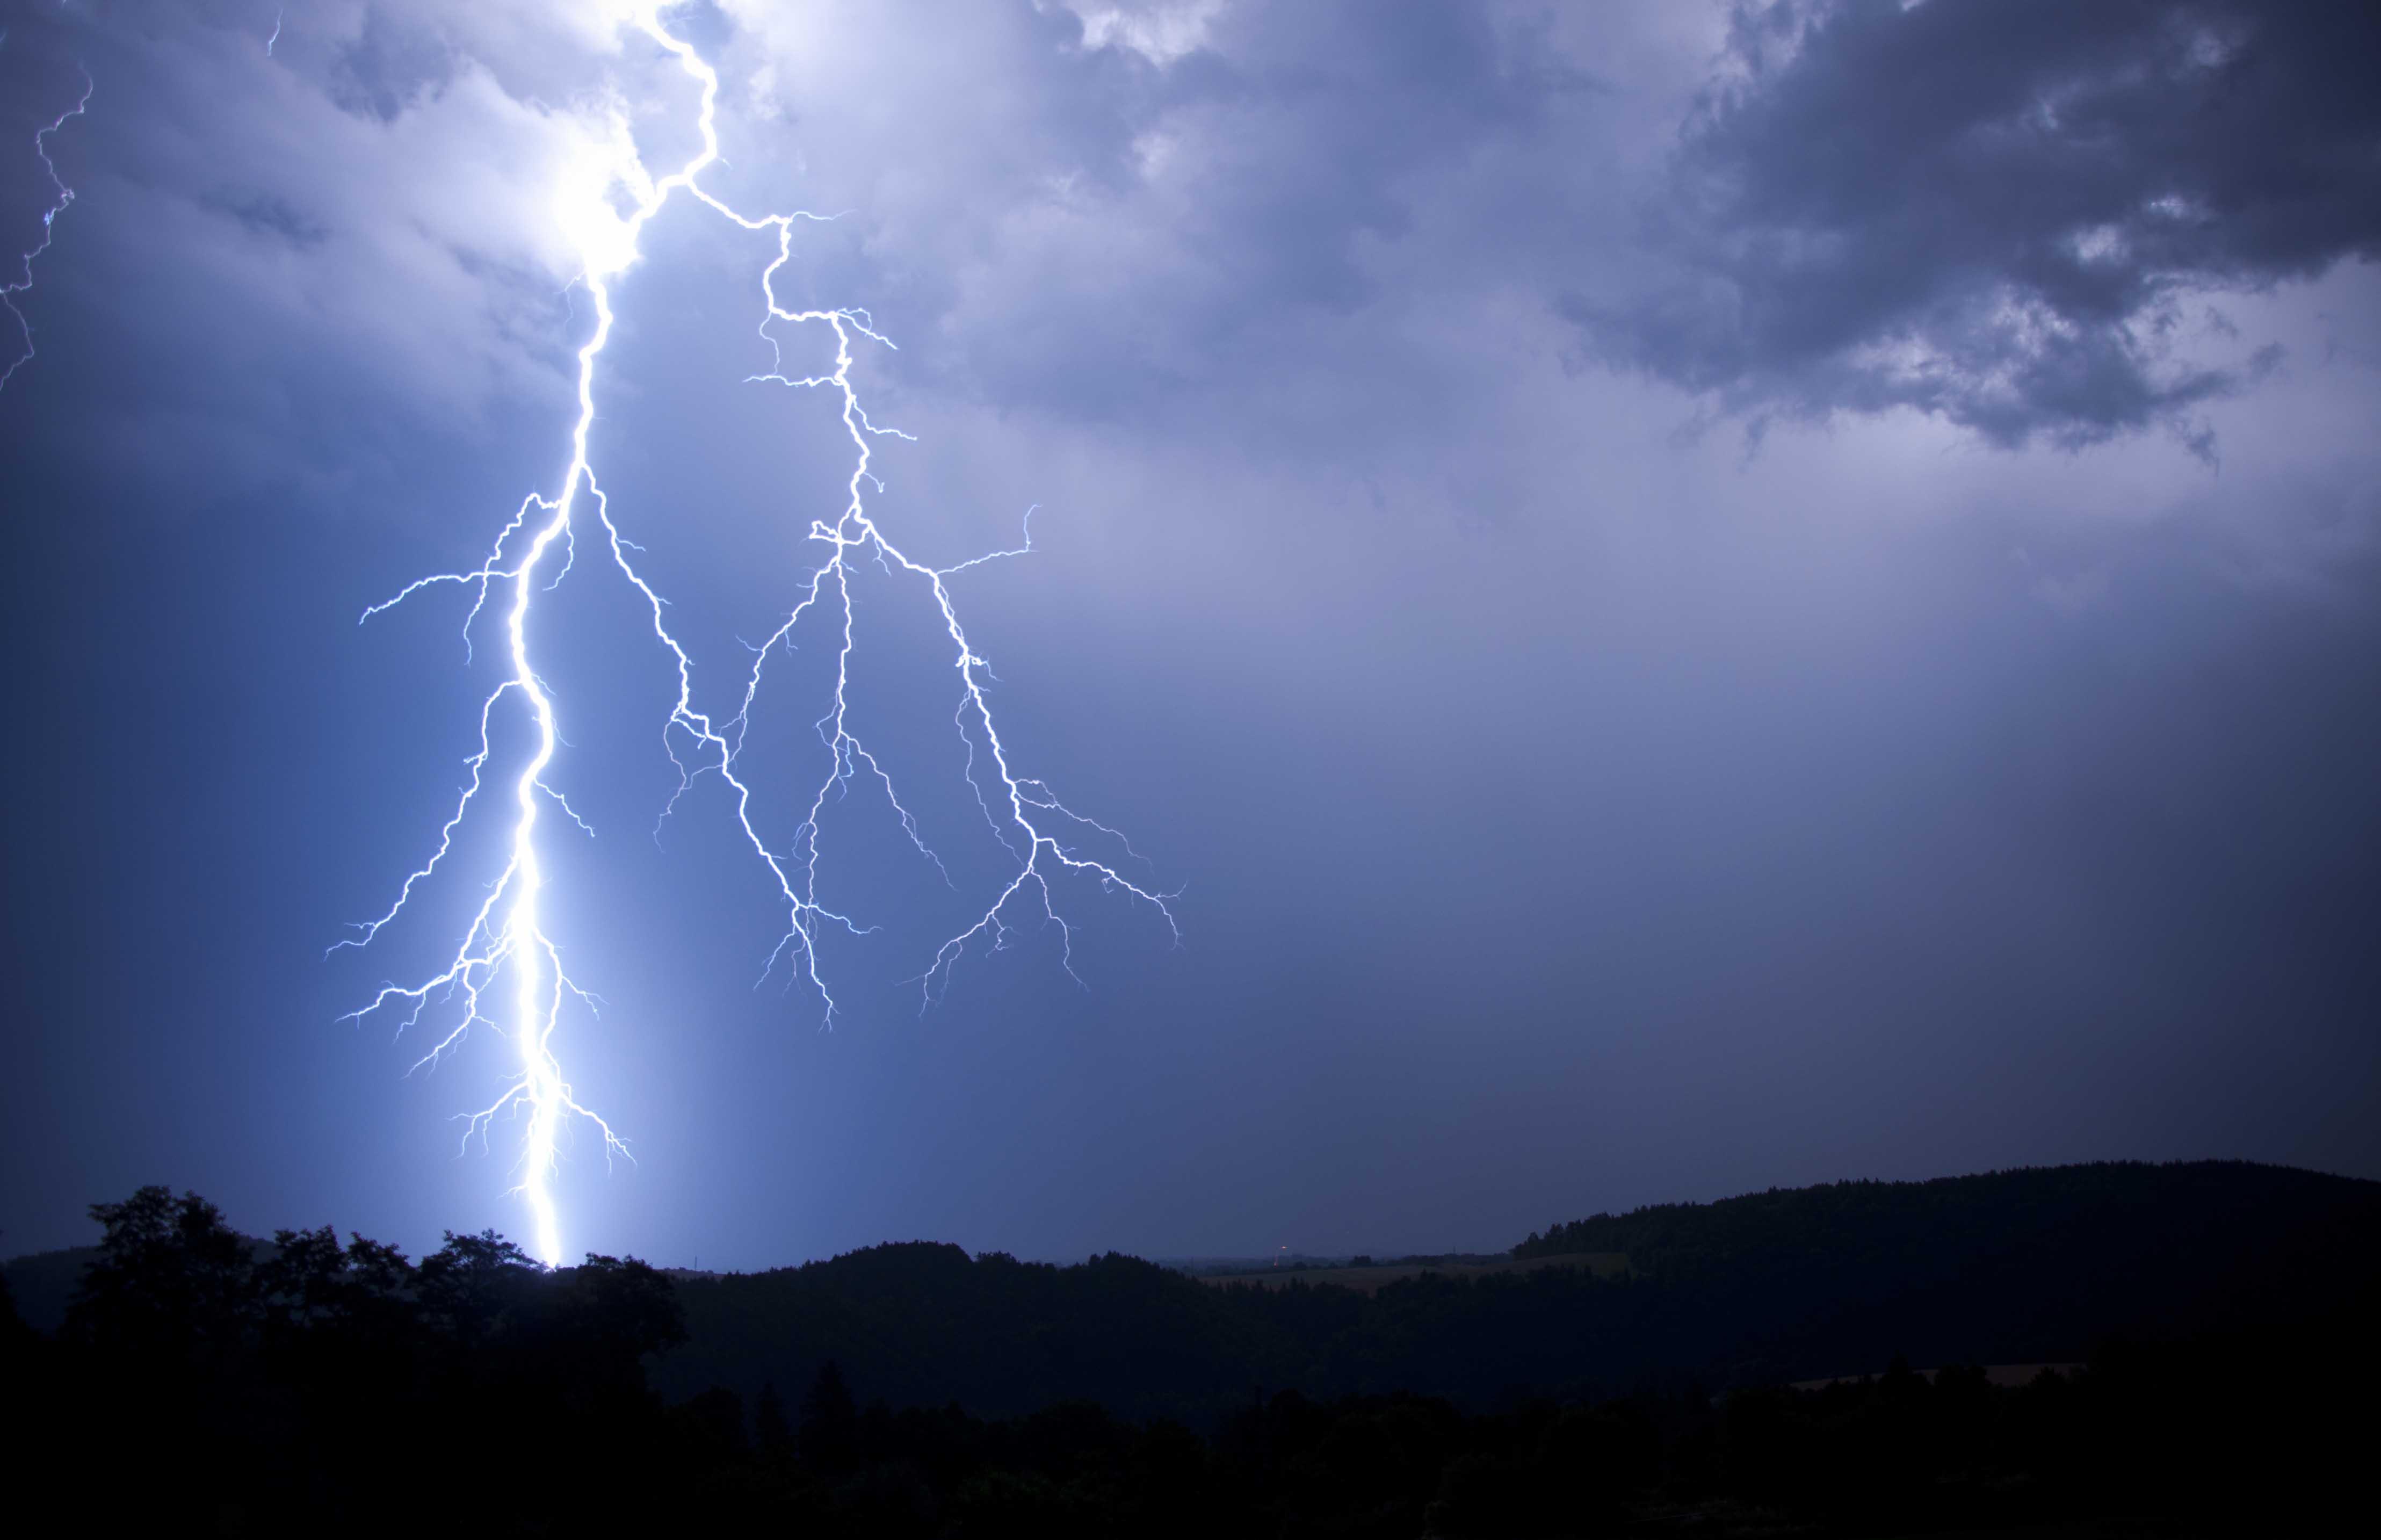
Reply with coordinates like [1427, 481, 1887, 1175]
[339, 8, 1175, 1267]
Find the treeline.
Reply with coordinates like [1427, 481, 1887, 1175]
[4, 1186, 690, 1531]
[6, 1187, 2371, 1535]
[662, 1329, 2370, 1537]
[651, 1161, 2381, 1419]
[1511, 1160, 2380, 1278]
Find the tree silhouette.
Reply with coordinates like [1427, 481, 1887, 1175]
[417, 1228, 540, 1348]
[66, 1186, 255, 1370]
[800, 1360, 860, 1474]
[756, 1380, 792, 1450]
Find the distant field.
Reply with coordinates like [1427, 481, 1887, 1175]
[1200, 1251, 1628, 1295]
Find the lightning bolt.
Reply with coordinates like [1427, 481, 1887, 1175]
[2, 67, 90, 393]
[342, 9, 1175, 1266]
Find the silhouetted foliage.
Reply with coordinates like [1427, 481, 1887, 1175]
[801, 1359, 862, 1474]
[8, 1163, 2377, 1535]
[0, 1262, 33, 1378]
[67, 1186, 257, 1369]
[645, 1162, 2381, 1428]
[14, 1187, 690, 1532]
[755, 1378, 792, 1450]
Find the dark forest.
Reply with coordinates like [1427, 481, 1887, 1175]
[8, 1160, 2375, 1536]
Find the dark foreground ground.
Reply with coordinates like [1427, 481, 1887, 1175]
[7, 1160, 2377, 1536]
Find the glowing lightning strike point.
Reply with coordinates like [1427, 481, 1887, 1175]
[344, 9, 1174, 1268]
[1, 69, 91, 393]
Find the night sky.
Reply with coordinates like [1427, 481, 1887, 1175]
[3, 0, 2376, 1271]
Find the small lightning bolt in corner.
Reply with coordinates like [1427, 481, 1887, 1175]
[1, 67, 91, 393]
[266, 10, 284, 59]
[341, 7, 1175, 1268]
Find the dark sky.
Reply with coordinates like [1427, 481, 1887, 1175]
[3, 0, 2376, 1270]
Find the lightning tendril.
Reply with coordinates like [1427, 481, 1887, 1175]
[2, 68, 91, 393]
[342, 9, 1174, 1266]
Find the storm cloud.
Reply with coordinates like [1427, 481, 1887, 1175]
[1571, 0, 2381, 450]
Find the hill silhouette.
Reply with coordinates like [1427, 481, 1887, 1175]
[647, 1160, 2380, 1419]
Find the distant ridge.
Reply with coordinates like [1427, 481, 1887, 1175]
[646, 1159, 2381, 1417]
[1515, 1159, 2377, 1271]
[1, 1246, 96, 1336]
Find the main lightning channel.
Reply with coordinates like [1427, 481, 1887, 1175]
[344, 11, 1174, 1267]
[2, 69, 91, 392]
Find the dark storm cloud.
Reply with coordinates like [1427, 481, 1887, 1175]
[1568, 0, 2381, 450]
